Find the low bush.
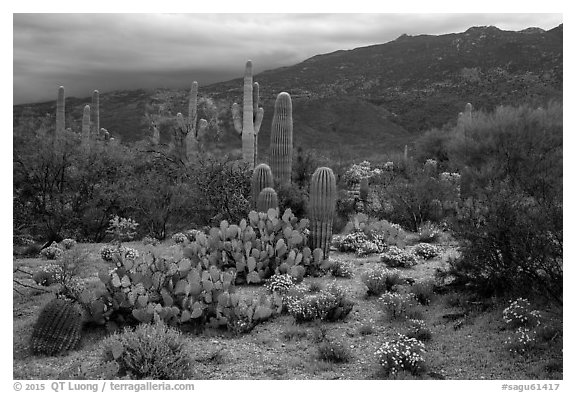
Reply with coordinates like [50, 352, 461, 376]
[317, 340, 352, 363]
[375, 333, 426, 376]
[413, 243, 441, 260]
[410, 280, 436, 305]
[358, 324, 374, 336]
[284, 284, 354, 323]
[502, 298, 542, 329]
[417, 222, 442, 243]
[361, 267, 404, 296]
[380, 246, 417, 268]
[379, 292, 418, 320]
[171, 233, 187, 244]
[40, 243, 63, 260]
[142, 236, 160, 246]
[101, 321, 191, 379]
[264, 274, 295, 294]
[60, 238, 77, 250]
[328, 260, 354, 278]
[405, 319, 432, 342]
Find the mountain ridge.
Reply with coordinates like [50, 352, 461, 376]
[14, 24, 562, 158]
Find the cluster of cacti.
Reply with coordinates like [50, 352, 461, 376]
[269, 92, 293, 185]
[256, 187, 278, 212]
[308, 167, 337, 260]
[251, 163, 274, 207]
[232, 60, 264, 169]
[175, 81, 208, 162]
[30, 298, 84, 355]
[183, 208, 320, 284]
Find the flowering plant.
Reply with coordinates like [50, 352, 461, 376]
[380, 292, 418, 320]
[412, 243, 441, 260]
[264, 274, 295, 294]
[375, 333, 426, 376]
[60, 238, 77, 250]
[503, 298, 542, 329]
[171, 233, 187, 244]
[361, 267, 404, 296]
[40, 242, 63, 260]
[380, 246, 417, 268]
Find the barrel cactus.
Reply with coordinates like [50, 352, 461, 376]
[251, 163, 274, 207]
[257, 187, 278, 213]
[269, 92, 293, 186]
[309, 167, 337, 259]
[30, 298, 84, 355]
[232, 60, 264, 169]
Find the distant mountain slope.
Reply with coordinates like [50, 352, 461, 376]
[14, 24, 562, 157]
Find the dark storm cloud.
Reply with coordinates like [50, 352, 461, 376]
[13, 13, 563, 104]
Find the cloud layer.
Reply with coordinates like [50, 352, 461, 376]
[13, 13, 563, 104]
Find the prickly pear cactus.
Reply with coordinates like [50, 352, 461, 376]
[269, 92, 293, 185]
[309, 167, 337, 260]
[256, 188, 278, 213]
[232, 60, 264, 169]
[251, 163, 274, 207]
[30, 298, 83, 355]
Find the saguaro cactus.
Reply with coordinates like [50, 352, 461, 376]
[91, 90, 100, 140]
[81, 105, 91, 151]
[309, 167, 337, 259]
[251, 163, 274, 208]
[269, 92, 293, 186]
[232, 60, 264, 169]
[257, 187, 278, 213]
[56, 86, 65, 138]
[175, 81, 208, 162]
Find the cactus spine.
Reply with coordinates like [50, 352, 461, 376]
[232, 60, 264, 170]
[81, 105, 91, 151]
[256, 187, 278, 213]
[91, 90, 100, 140]
[309, 167, 337, 259]
[251, 163, 274, 208]
[175, 81, 208, 162]
[269, 92, 293, 186]
[30, 298, 83, 355]
[56, 86, 65, 139]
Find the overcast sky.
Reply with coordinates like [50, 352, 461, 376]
[13, 13, 563, 105]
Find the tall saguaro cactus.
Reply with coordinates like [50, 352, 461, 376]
[251, 163, 274, 208]
[81, 105, 91, 151]
[175, 81, 208, 162]
[232, 60, 264, 169]
[309, 167, 337, 260]
[56, 86, 65, 138]
[91, 90, 100, 140]
[269, 92, 293, 186]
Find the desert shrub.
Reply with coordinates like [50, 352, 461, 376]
[99, 245, 117, 262]
[380, 246, 417, 268]
[328, 260, 354, 278]
[447, 103, 562, 304]
[410, 280, 436, 305]
[342, 213, 407, 247]
[33, 264, 64, 286]
[308, 281, 324, 293]
[362, 267, 404, 296]
[317, 340, 352, 363]
[264, 274, 295, 294]
[276, 184, 309, 219]
[142, 236, 159, 246]
[171, 232, 187, 244]
[413, 243, 441, 260]
[101, 321, 191, 379]
[123, 247, 139, 260]
[184, 229, 202, 242]
[358, 324, 374, 336]
[405, 319, 432, 342]
[503, 298, 542, 329]
[417, 222, 442, 243]
[40, 243, 63, 260]
[504, 327, 538, 355]
[380, 292, 418, 320]
[284, 284, 354, 323]
[375, 333, 426, 376]
[282, 326, 308, 341]
[60, 238, 77, 250]
[106, 216, 139, 244]
[336, 230, 386, 257]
